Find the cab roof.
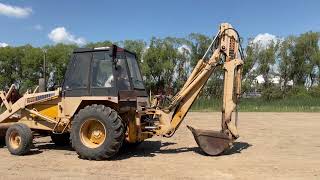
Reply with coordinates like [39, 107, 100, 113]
[73, 45, 134, 55]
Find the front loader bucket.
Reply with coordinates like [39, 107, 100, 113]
[187, 125, 232, 156]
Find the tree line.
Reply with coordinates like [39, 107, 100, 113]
[0, 31, 319, 100]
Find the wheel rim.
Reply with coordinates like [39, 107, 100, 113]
[80, 118, 107, 148]
[9, 131, 21, 149]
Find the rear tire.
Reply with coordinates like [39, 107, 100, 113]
[51, 133, 70, 146]
[5, 123, 33, 155]
[71, 104, 124, 160]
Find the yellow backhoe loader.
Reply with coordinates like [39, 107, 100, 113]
[0, 23, 244, 160]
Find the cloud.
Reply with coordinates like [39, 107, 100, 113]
[0, 42, 9, 47]
[0, 3, 32, 18]
[48, 27, 86, 46]
[34, 24, 43, 31]
[252, 33, 277, 48]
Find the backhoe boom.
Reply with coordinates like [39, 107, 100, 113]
[151, 23, 244, 155]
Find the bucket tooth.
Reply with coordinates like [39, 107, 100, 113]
[187, 125, 232, 156]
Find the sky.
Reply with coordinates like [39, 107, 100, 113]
[0, 0, 319, 47]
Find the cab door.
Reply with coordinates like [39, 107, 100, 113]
[90, 51, 117, 96]
[62, 52, 92, 97]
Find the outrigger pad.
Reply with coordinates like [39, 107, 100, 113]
[187, 125, 232, 156]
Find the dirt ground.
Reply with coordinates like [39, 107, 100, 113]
[0, 112, 319, 180]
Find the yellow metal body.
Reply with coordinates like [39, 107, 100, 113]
[37, 105, 59, 119]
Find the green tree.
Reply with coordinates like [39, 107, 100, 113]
[119, 40, 146, 64]
[163, 37, 191, 93]
[0, 46, 23, 90]
[188, 33, 211, 67]
[257, 41, 279, 86]
[19, 45, 43, 92]
[292, 32, 320, 87]
[278, 36, 295, 93]
[142, 37, 178, 94]
[45, 43, 78, 87]
[242, 40, 260, 94]
[86, 41, 113, 49]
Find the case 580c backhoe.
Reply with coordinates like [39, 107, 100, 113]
[0, 23, 244, 160]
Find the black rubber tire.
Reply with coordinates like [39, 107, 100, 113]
[5, 123, 33, 155]
[51, 133, 70, 146]
[71, 104, 125, 160]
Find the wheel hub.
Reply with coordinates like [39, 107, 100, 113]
[92, 130, 102, 138]
[80, 118, 107, 148]
[9, 132, 21, 149]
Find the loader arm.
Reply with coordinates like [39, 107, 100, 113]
[153, 23, 244, 154]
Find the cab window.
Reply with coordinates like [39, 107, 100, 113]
[126, 52, 145, 89]
[64, 53, 91, 89]
[116, 56, 131, 90]
[91, 52, 114, 88]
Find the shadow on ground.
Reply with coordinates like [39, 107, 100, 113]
[34, 142, 76, 155]
[114, 141, 252, 160]
[114, 141, 198, 160]
[36, 143, 73, 151]
[222, 142, 252, 155]
[2, 138, 251, 159]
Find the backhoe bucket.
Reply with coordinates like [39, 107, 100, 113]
[187, 125, 232, 156]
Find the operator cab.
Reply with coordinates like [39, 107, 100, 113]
[62, 45, 147, 99]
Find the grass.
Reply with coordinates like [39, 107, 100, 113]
[1, 95, 319, 113]
[191, 96, 320, 112]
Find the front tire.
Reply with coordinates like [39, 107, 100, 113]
[71, 105, 124, 160]
[5, 123, 33, 155]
